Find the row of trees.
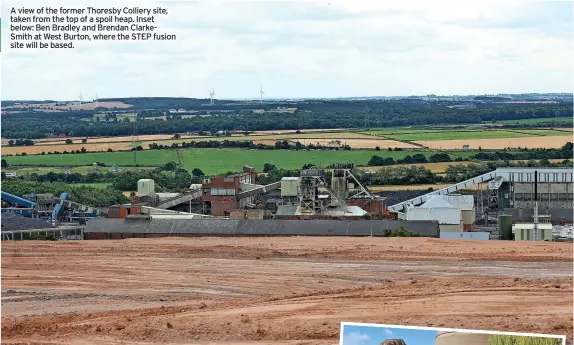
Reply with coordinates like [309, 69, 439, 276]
[148, 139, 352, 151]
[366, 143, 573, 167]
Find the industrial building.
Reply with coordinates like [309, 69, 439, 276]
[3, 164, 572, 242]
[406, 196, 463, 233]
[389, 167, 573, 224]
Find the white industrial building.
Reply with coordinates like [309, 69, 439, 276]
[406, 195, 463, 233]
[438, 194, 475, 231]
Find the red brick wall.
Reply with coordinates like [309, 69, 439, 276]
[210, 197, 238, 216]
[345, 199, 386, 215]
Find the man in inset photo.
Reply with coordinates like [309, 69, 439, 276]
[380, 340, 407, 345]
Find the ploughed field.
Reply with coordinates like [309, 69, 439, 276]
[2, 237, 572, 345]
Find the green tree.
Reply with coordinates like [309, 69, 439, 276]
[1, 159, 7, 168]
[81, 138, 87, 144]
[263, 163, 277, 172]
[191, 168, 204, 177]
[65, 139, 73, 144]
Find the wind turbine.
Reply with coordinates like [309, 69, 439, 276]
[78, 92, 83, 109]
[259, 85, 264, 104]
[95, 94, 99, 109]
[209, 89, 215, 105]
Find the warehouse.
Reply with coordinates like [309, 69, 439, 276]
[406, 196, 463, 233]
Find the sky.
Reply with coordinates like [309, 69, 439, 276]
[1, 0, 573, 100]
[342, 324, 439, 345]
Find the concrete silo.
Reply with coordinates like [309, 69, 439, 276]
[434, 331, 490, 345]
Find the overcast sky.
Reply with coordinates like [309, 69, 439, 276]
[2, 0, 573, 101]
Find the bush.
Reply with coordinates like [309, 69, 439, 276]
[383, 226, 422, 237]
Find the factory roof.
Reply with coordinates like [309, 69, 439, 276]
[281, 177, 301, 181]
[421, 196, 456, 209]
[439, 195, 474, 210]
[155, 193, 181, 199]
[275, 205, 367, 217]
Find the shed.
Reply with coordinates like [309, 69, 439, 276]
[513, 223, 553, 241]
[407, 196, 463, 233]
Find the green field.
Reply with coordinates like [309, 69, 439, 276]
[381, 130, 530, 141]
[3, 149, 473, 174]
[2, 165, 153, 175]
[493, 117, 572, 125]
[367, 128, 572, 141]
[506, 129, 572, 136]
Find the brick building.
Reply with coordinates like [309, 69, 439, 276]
[201, 166, 258, 216]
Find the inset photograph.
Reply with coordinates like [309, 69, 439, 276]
[341, 323, 566, 345]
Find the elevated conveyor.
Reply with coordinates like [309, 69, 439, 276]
[388, 170, 497, 212]
[155, 189, 203, 210]
[237, 181, 281, 199]
[52, 196, 107, 216]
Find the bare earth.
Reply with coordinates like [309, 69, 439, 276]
[417, 136, 573, 149]
[1, 237, 572, 345]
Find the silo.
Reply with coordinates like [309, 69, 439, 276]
[435, 332, 490, 345]
[499, 214, 513, 240]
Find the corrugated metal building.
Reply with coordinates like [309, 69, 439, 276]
[439, 194, 475, 231]
[513, 223, 553, 241]
[407, 196, 463, 232]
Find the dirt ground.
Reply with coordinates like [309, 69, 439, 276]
[2, 237, 572, 345]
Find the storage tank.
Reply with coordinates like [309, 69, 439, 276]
[137, 179, 155, 196]
[499, 214, 513, 240]
[435, 332, 489, 345]
[280, 177, 300, 197]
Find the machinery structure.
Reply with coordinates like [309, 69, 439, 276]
[1, 191, 105, 224]
[275, 164, 387, 220]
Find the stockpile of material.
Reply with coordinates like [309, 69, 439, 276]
[1, 213, 51, 231]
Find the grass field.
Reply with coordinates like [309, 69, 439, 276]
[2, 165, 154, 175]
[493, 117, 573, 124]
[3, 149, 473, 174]
[507, 129, 573, 136]
[382, 130, 538, 141]
[418, 136, 572, 150]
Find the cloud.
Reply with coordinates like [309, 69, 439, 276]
[385, 329, 393, 335]
[2, 0, 572, 100]
[343, 331, 372, 345]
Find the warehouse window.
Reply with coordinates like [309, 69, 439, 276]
[515, 193, 523, 200]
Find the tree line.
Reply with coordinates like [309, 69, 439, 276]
[367, 143, 573, 166]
